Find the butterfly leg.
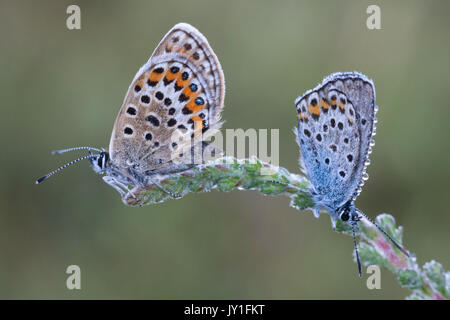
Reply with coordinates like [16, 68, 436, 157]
[127, 168, 181, 199]
[266, 179, 303, 192]
[103, 176, 127, 198]
[104, 176, 144, 207]
[102, 176, 128, 197]
[146, 176, 181, 199]
[102, 176, 141, 204]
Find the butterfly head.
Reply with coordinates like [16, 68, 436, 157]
[335, 201, 363, 276]
[335, 200, 409, 277]
[337, 201, 360, 224]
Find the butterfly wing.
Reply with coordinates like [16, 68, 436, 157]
[109, 23, 225, 173]
[295, 72, 376, 210]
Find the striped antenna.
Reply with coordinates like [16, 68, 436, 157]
[35, 154, 95, 184]
[52, 146, 103, 155]
[352, 222, 362, 277]
[357, 209, 409, 257]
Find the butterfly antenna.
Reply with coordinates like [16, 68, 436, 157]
[357, 210, 409, 257]
[52, 146, 103, 155]
[35, 154, 95, 184]
[352, 222, 362, 277]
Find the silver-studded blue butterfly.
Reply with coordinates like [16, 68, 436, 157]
[294, 72, 408, 276]
[35, 23, 225, 203]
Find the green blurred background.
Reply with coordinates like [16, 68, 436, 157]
[1, 0, 449, 299]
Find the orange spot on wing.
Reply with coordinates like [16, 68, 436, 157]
[181, 83, 205, 113]
[165, 71, 178, 81]
[321, 99, 330, 109]
[192, 115, 204, 135]
[149, 71, 163, 82]
[192, 115, 203, 122]
[175, 73, 190, 89]
[309, 104, 320, 115]
[182, 85, 197, 98]
[337, 102, 345, 111]
[186, 98, 205, 113]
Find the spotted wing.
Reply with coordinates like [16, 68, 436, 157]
[295, 72, 376, 209]
[109, 23, 225, 173]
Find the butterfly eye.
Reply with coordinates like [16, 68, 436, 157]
[96, 151, 109, 170]
[101, 154, 107, 169]
[340, 209, 350, 222]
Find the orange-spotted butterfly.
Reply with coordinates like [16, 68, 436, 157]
[36, 23, 225, 202]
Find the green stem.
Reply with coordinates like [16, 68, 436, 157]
[122, 156, 449, 300]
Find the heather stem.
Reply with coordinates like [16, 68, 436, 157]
[121, 157, 448, 300]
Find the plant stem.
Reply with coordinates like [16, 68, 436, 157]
[121, 156, 449, 300]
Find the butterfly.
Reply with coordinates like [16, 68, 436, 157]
[294, 72, 408, 276]
[36, 23, 225, 202]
